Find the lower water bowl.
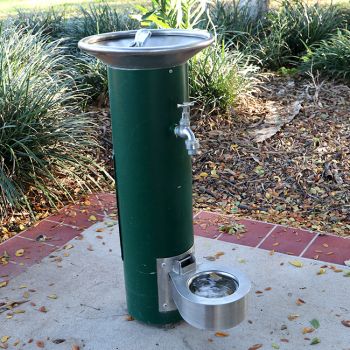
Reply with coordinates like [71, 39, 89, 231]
[170, 264, 251, 330]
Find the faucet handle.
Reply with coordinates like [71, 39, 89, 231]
[177, 101, 194, 107]
[177, 102, 194, 118]
[177, 101, 194, 109]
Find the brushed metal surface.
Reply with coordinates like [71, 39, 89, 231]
[170, 264, 251, 330]
[156, 246, 195, 312]
[78, 29, 213, 69]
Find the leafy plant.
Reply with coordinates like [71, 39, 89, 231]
[201, 0, 261, 44]
[135, 0, 208, 29]
[189, 43, 259, 114]
[300, 29, 350, 80]
[0, 26, 110, 216]
[251, 0, 346, 69]
[67, 3, 139, 44]
[8, 8, 66, 40]
[66, 3, 138, 102]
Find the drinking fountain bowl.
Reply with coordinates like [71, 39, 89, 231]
[157, 249, 251, 330]
[78, 29, 214, 69]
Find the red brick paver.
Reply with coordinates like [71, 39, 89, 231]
[258, 226, 317, 256]
[302, 234, 350, 265]
[1, 195, 349, 283]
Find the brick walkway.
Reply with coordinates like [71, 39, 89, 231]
[1, 193, 349, 283]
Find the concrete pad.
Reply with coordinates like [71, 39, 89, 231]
[0, 217, 349, 350]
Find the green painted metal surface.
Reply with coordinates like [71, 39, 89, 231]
[108, 64, 194, 324]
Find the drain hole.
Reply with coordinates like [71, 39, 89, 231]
[189, 272, 238, 298]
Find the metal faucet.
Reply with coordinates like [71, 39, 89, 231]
[174, 102, 199, 156]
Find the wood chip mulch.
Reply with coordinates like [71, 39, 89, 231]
[192, 74, 349, 236]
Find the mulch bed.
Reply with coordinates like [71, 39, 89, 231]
[192, 74, 349, 236]
[1, 74, 349, 242]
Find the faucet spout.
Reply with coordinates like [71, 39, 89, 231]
[175, 102, 199, 156]
[175, 125, 199, 156]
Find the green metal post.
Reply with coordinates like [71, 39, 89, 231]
[108, 64, 194, 324]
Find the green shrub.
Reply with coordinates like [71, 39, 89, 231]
[280, 0, 345, 55]
[9, 8, 66, 40]
[66, 3, 138, 102]
[202, 0, 260, 45]
[189, 43, 259, 114]
[67, 3, 139, 44]
[301, 29, 350, 79]
[251, 0, 346, 69]
[0, 26, 109, 216]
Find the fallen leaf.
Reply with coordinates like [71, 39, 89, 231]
[0, 281, 8, 288]
[38, 306, 47, 313]
[48, 294, 57, 300]
[288, 314, 300, 321]
[215, 332, 229, 337]
[289, 260, 303, 268]
[105, 222, 116, 227]
[64, 244, 73, 250]
[1, 336, 10, 343]
[248, 344, 263, 350]
[271, 343, 280, 349]
[322, 243, 329, 248]
[310, 337, 320, 345]
[96, 228, 104, 232]
[13, 340, 20, 346]
[341, 320, 350, 327]
[265, 287, 272, 291]
[72, 345, 80, 350]
[254, 165, 265, 176]
[303, 327, 315, 334]
[52, 339, 65, 344]
[333, 269, 343, 273]
[0, 343, 8, 349]
[310, 319, 320, 329]
[219, 222, 246, 235]
[36, 340, 45, 348]
[296, 298, 306, 305]
[343, 271, 350, 277]
[15, 249, 24, 257]
[13, 310, 25, 314]
[204, 256, 216, 261]
[214, 252, 225, 258]
[255, 290, 263, 294]
[89, 215, 97, 221]
[317, 268, 326, 275]
[19, 285, 27, 289]
[96, 235, 103, 239]
[23, 292, 30, 299]
[125, 315, 134, 321]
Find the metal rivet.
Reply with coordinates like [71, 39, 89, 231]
[169, 69, 173, 74]
[161, 262, 166, 268]
[163, 303, 168, 308]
